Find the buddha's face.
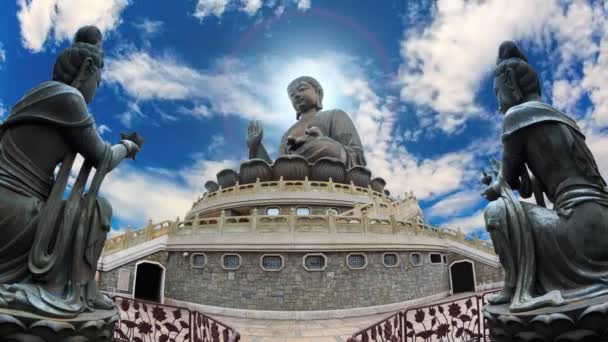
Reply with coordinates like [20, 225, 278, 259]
[288, 81, 319, 114]
[79, 68, 101, 104]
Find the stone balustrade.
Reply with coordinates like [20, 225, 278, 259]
[103, 211, 493, 256]
[187, 178, 421, 220]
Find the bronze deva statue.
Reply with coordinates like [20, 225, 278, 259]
[247, 76, 366, 168]
[0, 26, 143, 318]
[482, 41, 608, 312]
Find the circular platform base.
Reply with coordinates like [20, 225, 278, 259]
[483, 294, 608, 342]
[0, 307, 118, 341]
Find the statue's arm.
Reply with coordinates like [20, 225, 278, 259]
[62, 124, 132, 171]
[249, 142, 272, 163]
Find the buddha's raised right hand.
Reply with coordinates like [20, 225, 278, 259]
[247, 120, 264, 148]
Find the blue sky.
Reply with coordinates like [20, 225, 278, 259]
[1, 0, 608, 240]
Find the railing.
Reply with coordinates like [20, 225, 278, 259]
[113, 296, 240, 342]
[347, 290, 499, 342]
[103, 212, 494, 256]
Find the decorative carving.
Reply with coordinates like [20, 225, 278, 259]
[239, 158, 272, 184]
[216, 169, 239, 188]
[272, 155, 310, 181]
[484, 295, 608, 341]
[346, 166, 372, 188]
[204, 180, 219, 192]
[370, 177, 387, 193]
[311, 157, 346, 182]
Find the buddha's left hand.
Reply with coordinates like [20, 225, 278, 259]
[292, 135, 347, 164]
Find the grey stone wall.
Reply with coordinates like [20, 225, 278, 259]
[164, 251, 449, 310]
[100, 251, 168, 295]
[447, 252, 504, 288]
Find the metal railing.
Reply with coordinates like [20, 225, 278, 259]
[347, 290, 499, 342]
[113, 296, 240, 342]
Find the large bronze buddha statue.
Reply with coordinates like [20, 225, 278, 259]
[247, 76, 366, 168]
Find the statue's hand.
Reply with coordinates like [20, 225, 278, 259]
[287, 126, 324, 151]
[482, 180, 501, 202]
[292, 136, 347, 164]
[247, 120, 264, 148]
[120, 132, 144, 160]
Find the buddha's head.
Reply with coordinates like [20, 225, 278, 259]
[52, 26, 104, 104]
[287, 76, 324, 119]
[494, 41, 541, 114]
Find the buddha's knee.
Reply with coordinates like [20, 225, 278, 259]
[484, 198, 507, 233]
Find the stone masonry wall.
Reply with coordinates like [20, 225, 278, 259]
[164, 251, 450, 310]
[100, 251, 168, 295]
[447, 252, 504, 288]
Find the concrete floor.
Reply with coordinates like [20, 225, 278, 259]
[213, 291, 481, 342]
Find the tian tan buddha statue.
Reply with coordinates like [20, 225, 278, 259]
[247, 76, 366, 168]
[0, 26, 142, 338]
[482, 41, 608, 314]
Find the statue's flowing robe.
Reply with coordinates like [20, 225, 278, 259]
[0, 81, 113, 317]
[495, 101, 608, 312]
[279, 109, 367, 168]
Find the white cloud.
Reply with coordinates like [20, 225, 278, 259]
[193, 0, 311, 21]
[194, 0, 230, 20]
[440, 209, 485, 234]
[100, 158, 237, 226]
[0, 42, 6, 67]
[106, 50, 483, 201]
[17, 0, 129, 52]
[399, 0, 608, 134]
[296, 0, 311, 11]
[242, 0, 263, 16]
[134, 18, 163, 36]
[0, 101, 6, 118]
[427, 190, 482, 218]
[96, 124, 112, 135]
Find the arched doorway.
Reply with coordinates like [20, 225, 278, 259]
[133, 261, 165, 303]
[449, 260, 476, 294]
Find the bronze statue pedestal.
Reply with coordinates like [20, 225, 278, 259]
[0, 307, 118, 341]
[484, 294, 608, 342]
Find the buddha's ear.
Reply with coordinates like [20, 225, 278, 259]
[506, 67, 523, 103]
[70, 57, 95, 88]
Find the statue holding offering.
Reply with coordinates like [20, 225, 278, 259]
[247, 76, 366, 168]
[482, 41, 608, 314]
[0, 26, 142, 339]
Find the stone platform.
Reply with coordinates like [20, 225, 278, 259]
[484, 294, 608, 342]
[0, 307, 118, 341]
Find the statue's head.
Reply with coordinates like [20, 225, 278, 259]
[287, 76, 324, 119]
[52, 26, 104, 104]
[494, 41, 541, 114]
